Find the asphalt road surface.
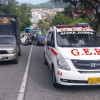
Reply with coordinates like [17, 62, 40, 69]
[0, 45, 100, 100]
[0, 45, 31, 100]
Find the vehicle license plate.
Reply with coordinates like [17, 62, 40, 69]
[42, 41, 45, 44]
[88, 77, 100, 84]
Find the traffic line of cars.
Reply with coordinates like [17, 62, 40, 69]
[21, 33, 46, 46]
[20, 33, 32, 45]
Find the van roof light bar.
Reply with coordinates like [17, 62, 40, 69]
[56, 25, 92, 29]
[56, 25, 73, 28]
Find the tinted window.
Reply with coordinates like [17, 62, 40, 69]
[37, 35, 45, 41]
[0, 37, 16, 44]
[57, 31, 100, 47]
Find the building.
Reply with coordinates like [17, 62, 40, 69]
[30, 8, 64, 27]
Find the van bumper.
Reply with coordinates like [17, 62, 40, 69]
[55, 69, 100, 86]
[0, 53, 17, 61]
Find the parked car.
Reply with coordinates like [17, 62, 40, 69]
[44, 25, 100, 88]
[37, 34, 45, 46]
[20, 33, 26, 44]
[21, 33, 32, 45]
[0, 35, 20, 64]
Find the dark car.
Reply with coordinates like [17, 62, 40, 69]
[75, 23, 92, 29]
[37, 34, 45, 46]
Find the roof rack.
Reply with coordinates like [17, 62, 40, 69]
[56, 25, 92, 29]
[74, 25, 90, 28]
[56, 25, 73, 28]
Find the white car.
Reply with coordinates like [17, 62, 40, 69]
[44, 25, 100, 88]
[20, 33, 26, 44]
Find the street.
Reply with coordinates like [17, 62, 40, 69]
[0, 45, 100, 100]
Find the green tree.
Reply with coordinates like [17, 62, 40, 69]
[54, 13, 72, 25]
[64, 6, 72, 15]
[0, 0, 32, 32]
[54, 0, 100, 32]
[16, 3, 32, 31]
[38, 20, 50, 34]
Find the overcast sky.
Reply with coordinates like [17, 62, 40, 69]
[16, 0, 50, 4]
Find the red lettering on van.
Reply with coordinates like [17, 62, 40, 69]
[71, 49, 80, 56]
[83, 49, 92, 55]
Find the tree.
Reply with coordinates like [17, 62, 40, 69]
[53, 13, 72, 25]
[38, 19, 50, 34]
[17, 3, 32, 31]
[54, 0, 100, 32]
[0, 0, 32, 32]
[64, 6, 72, 15]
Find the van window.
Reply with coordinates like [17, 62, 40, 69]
[51, 32, 55, 46]
[0, 37, 15, 44]
[46, 32, 52, 41]
[57, 32, 100, 47]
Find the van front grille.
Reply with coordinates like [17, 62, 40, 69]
[0, 50, 8, 54]
[72, 60, 100, 70]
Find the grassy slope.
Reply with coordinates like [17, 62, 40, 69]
[69, 15, 92, 26]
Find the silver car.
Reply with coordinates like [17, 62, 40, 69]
[0, 35, 20, 64]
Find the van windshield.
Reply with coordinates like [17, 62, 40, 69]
[0, 37, 16, 44]
[57, 31, 100, 47]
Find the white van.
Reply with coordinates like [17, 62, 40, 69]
[44, 25, 100, 88]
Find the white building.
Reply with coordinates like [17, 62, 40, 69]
[30, 8, 64, 27]
[31, 12, 42, 23]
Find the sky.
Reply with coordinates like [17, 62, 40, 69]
[16, 0, 50, 4]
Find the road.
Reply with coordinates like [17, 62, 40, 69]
[0, 45, 31, 100]
[0, 45, 100, 100]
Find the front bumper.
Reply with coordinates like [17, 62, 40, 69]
[0, 53, 17, 61]
[55, 69, 100, 86]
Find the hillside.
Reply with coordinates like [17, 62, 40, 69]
[29, 1, 68, 9]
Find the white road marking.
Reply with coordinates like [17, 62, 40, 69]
[17, 45, 33, 100]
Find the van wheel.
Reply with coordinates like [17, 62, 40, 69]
[52, 68, 59, 88]
[44, 53, 48, 65]
[13, 55, 19, 64]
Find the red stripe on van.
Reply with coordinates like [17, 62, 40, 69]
[50, 48, 58, 56]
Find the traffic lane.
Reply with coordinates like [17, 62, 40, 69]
[0, 45, 31, 100]
[25, 46, 100, 100]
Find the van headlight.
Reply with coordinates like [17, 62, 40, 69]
[8, 50, 16, 54]
[57, 54, 70, 70]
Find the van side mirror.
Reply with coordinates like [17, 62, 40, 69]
[47, 41, 55, 47]
[47, 41, 52, 46]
